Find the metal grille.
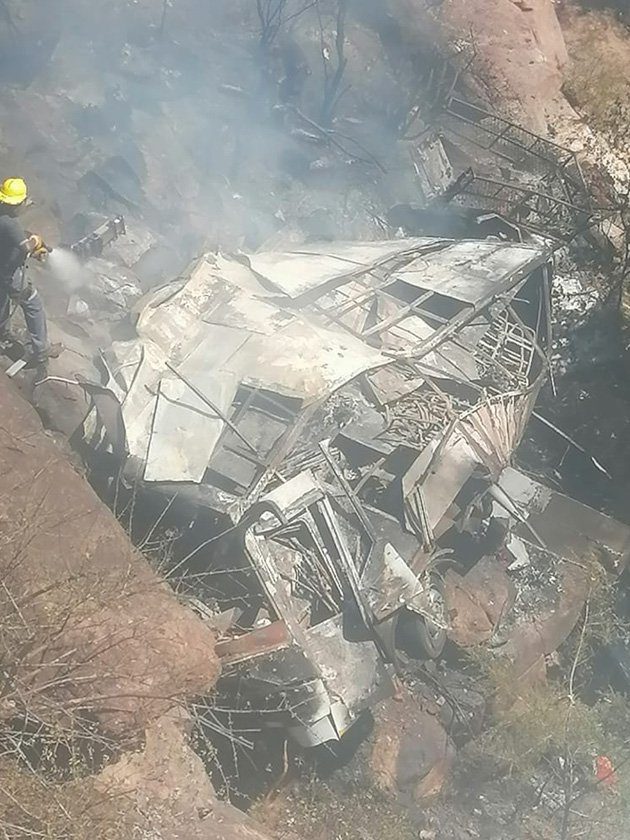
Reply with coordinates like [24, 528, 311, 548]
[432, 97, 595, 240]
[449, 173, 592, 241]
[475, 308, 535, 389]
[442, 97, 591, 207]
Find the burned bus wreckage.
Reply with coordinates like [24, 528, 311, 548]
[73, 235, 630, 747]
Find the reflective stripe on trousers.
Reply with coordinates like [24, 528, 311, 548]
[0, 269, 48, 357]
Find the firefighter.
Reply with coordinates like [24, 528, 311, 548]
[0, 177, 59, 367]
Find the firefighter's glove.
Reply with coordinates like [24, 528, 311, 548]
[32, 247, 49, 262]
[28, 234, 49, 261]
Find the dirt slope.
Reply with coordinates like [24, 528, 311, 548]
[97, 715, 291, 840]
[0, 715, 287, 840]
[0, 371, 219, 738]
[386, 0, 568, 131]
[560, 3, 630, 140]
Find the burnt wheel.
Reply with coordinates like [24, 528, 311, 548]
[395, 574, 447, 660]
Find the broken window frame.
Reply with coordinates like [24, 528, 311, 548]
[304, 246, 552, 365]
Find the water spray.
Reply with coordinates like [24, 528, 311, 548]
[46, 215, 127, 292]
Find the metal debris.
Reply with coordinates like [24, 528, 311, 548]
[74, 233, 630, 746]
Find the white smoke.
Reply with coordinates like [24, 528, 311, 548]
[46, 247, 87, 292]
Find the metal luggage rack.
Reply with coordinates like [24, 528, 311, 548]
[440, 96, 592, 211]
[447, 171, 593, 241]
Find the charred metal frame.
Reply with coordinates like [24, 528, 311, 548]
[76, 238, 565, 748]
[442, 97, 590, 204]
[447, 172, 592, 241]
[213, 468, 405, 746]
[431, 97, 595, 241]
[297, 254, 552, 560]
[312, 268, 502, 358]
[308, 249, 549, 375]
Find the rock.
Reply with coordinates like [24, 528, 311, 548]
[464, 557, 516, 626]
[501, 558, 589, 688]
[369, 693, 456, 804]
[387, 0, 569, 131]
[1, 714, 286, 840]
[444, 557, 515, 647]
[0, 373, 219, 738]
[445, 570, 494, 646]
[80, 258, 143, 314]
[96, 715, 285, 840]
[67, 296, 91, 318]
[109, 222, 156, 269]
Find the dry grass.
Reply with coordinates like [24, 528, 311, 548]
[252, 779, 422, 840]
[465, 554, 622, 777]
[562, 5, 630, 139]
[0, 760, 134, 840]
[456, 548, 630, 838]
[471, 675, 603, 776]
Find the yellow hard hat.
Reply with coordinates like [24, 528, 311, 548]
[0, 178, 27, 206]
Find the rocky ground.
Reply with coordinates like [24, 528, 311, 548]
[3, 1, 630, 839]
[0, 370, 281, 839]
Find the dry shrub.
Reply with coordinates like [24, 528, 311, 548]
[0, 548, 136, 771]
[0, 759, 133, 840]
[0, 517, 146, 835]
[252, 779, 421, 840]
[0, 558, 133, 836]
[473, 675, 603, 776]
[465, 555, 623, 777]
[562, 9, 630, 140]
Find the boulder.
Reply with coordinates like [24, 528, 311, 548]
[444, 557, 515, 648]
[97, 715, 285, 840]
[0, 715, 286, 840]
[369, 693, 456, 803]
[501, 559, 590, 686]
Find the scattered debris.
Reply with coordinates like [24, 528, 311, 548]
[61, 233, 630, 746]
[3, 3, 630, 837]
